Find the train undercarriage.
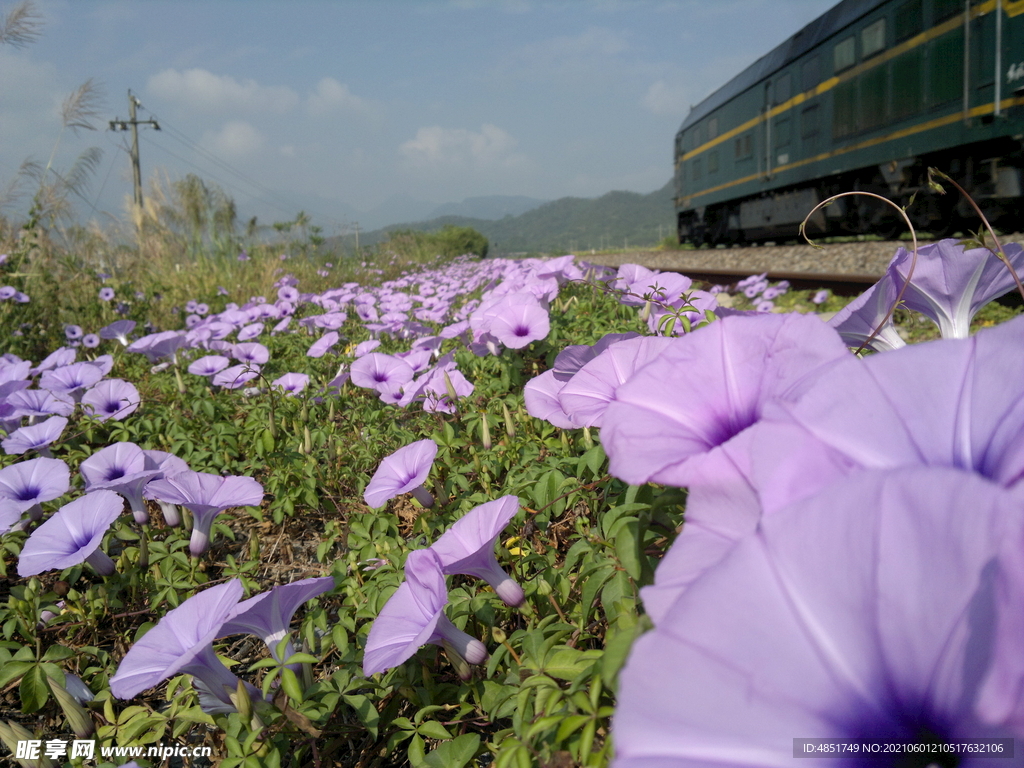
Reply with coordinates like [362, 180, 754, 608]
[678, 140, 1024, 246]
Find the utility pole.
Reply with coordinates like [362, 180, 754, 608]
[110, 90, 159, 209]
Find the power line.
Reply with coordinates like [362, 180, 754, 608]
[138, 133, 315, 223]
[108, 90, 160, 208]
[135, 105, 348, 230]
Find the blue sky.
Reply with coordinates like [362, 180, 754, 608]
[1, 0, 836, 233]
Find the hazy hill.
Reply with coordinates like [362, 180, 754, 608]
[330, 179, 674, 255]
[426, 195, 548, 221]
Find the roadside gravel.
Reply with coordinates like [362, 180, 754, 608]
[583, 234, 1024, 279]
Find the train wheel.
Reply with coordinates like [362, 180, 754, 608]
[906, 193, 953, 239]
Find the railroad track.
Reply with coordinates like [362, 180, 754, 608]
[586, 234, 1024, 297]
[661, 266, 878, 296]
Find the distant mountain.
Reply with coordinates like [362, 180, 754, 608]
[426, 195, 548, 221]
[356, 194, 440, 231]
[329, 179, 675, 255]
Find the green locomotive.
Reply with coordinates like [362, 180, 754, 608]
[675, 0, 1024, 245]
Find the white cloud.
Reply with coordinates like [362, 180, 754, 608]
[400, 124, 523, 169]
[446, 0, 531, 11]
[307, 77, 371, 116]
[203, 120, 265, 157]
[147, 68, 299, 114]
[503, 26, 628, 78]
[643, 79, 690, 116]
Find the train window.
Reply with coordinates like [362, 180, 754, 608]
[801, 56, 820, 91]
[895, 0, 923, 41]
[833, 79, 858, 138]
[734, 133, 753, 160]
[801, 105, 820, 138]
[860, 65, 888, 129]
[776, 73, 792, 104]
[927, 26, 964, 105]
[834, 36, 856, 72]
[775, 117, 791, 148]
[861, 19, 886, 58]
[802, 105, 820, 155]
[708, 117, 719, 140]
[891, 48, 923, 118]
[933, 0, 962, 23]
[708, 151, 719, 174]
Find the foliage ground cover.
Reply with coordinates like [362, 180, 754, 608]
[0, 219, 1023, 768]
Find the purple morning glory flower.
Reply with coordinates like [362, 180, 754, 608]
[523, 369, 579, 428]
[218, 576, 334, 663]
[556, 336, 675, 428]
[82, 334, 100, 348]
[64, 325, 83, 341]
[365, 439, 437, 508]
[40, 361, 104, 400]
[80, 442, 161, 524]
[98, 287, 115, 302]
[811, 289, 830, 304]
[212, 364, 259, 390]
[827, 271, 907, 352]
[126, 330, 187, 363]
[601, 313, 850, 488]
[237, 322, 264, 342]
[307, 331, 340, 358]
[81, 379, 141, 422]
[430, 495, 524, 606]
[6, 387, 75, 419]
[613, 467, 1024, 763]
[99, 320, 136, 346]
[232, 342, 270, 365]
[614, 265, 693, 307]
[142, 450, 190, 526]
[110, 580, 257, 712]
[886, 238, 1024, 339]
[353, 339, 381, 358]
[363, 548, 488, 676]
[2, 416, 67, 457]
[488, 299, 550, 350]
[31, 347, 76, 376]
[187, 355, 230, 377]
[272, 372, 309, 396]
[0, 498, 25, 535]
[350, 353, 415, 395]
[146, 471, 264, 555]
[18, 490, 125, 576]
[754, 312, 1024, 515]
[0, 456, 70, 521]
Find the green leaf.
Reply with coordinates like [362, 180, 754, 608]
[555, 713, 591, 742]
[423, 733, 480, 768]
[282, 652, 318, 665]
[601, 618, 640, 691]
[0, 660, 33, 689]
[544, 648, 601, 682]
[580, 563, 615, 624]
[343, 694, 380, 739]
[614, 518, 643, 580]
[279, 668, 303, 702]
[20, 664, 50, 713]
[416, 720, 453, 740]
